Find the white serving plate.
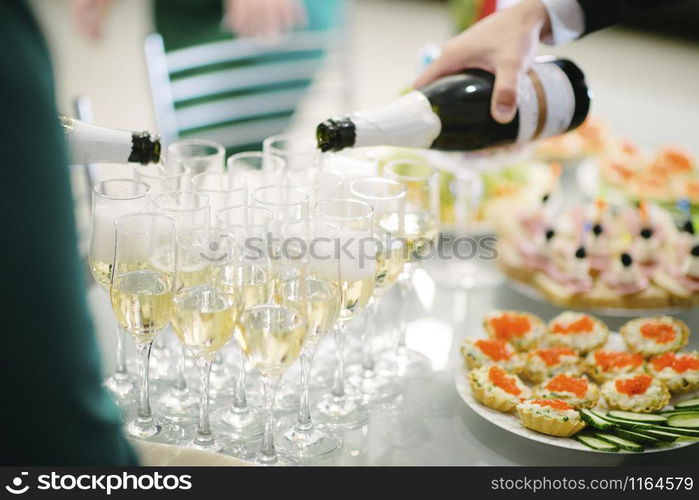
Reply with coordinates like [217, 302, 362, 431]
[454, 332, 699, 454]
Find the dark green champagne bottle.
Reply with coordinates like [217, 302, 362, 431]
[317, 57, 590, 152]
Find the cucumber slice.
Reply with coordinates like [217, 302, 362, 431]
[675, 398, 699, 410]
[580, 409, 614, 430]
[608, 410, 667, 425]
[602, 415, 655, 430]
[667, 413, 699, 429]
[646, 424, 699, 438]
[640, 429, 681, 443]
[659, 410, 698, 417]
[576, 434, 620, 452]
[613, 427, 662, 445]
[595, 433, 644, 452]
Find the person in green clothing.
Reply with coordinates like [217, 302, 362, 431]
[0, 0, 137, 465]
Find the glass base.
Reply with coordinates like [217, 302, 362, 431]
[104, 372, 136, 400]
[347, 367, 401, 404]
[214, 406, 264, 440]
[314, 394, 369, 430]
[189, 433, 223, 453]
[127, 417, 184, 444]
[377, 346, 432, 379]
[276, 425, 342, 462]
[157, 387, 199, 422]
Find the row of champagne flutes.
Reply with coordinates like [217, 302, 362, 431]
[89, 136, 441, 464]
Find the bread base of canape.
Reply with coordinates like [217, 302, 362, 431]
[468, 371, 520, 413]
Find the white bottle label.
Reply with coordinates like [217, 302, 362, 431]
[64, 118, 134, 165]
[352, 91, 442, 149]
[517, 61, 576, 143]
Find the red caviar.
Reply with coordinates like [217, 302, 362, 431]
[594, 351, 644, 371]
[475, 339, 512, 361]
[488, 366, 521, 396]
[534, 347, 576, 367]
[615, 374, 653, 396]
[529, 399, 574, 411]
[545, 374, 588, 398]
[640, 323, 676, 344]
[650, 353, 699, 373]
[489, 313, 531, 340]
[552, 316, 594, 334]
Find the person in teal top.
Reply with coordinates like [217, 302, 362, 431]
[0, 0, 137, 465]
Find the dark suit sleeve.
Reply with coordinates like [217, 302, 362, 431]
[0, 0, 138, 465]
[577, 0, 688, 34]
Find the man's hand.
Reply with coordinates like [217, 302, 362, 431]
[225, 0, 307, 41]
[70, 0, 113, 41]
[414, 0, 552, 124]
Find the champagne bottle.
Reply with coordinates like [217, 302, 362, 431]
[317, 57, 590, 152]
[60, 115, 161, 165]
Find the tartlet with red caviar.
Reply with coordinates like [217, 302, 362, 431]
[483, 310, 545, 352]
[584, 349, 645, 383]
[620, 316, 689, 357]
[460, 338, 524, 373]
[468, 365, 531, 413]
[524, 346, 583, 383]
[535, 374, 600, 408]
[545, 311, 609, 354]
[516, 399, 586, 437]
[646, 351, 699, 394]
[601, 373, 670, 413]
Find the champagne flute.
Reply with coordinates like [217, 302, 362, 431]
[133, 162, 192, 378]
[168, 138, 225, 175]
[314, 199, 375, 429]
[171, 227, 238, 452]
[152, 190, 211, 422]
[238, 304, 307, 464]
[276, 219, 343, 460]
[213, 205, 274, 441]
[263, 134, 318, 173]
[382, 159, 440, 378]
[134, 162, 191, 193]
[348, 177, 406, 402]
[110, 212, 182, 441]
[191, 172, 248, 392]
[252, 184, 310, 410]
[323, 149, 379, 196]
[287, 168, 345, 210]
[227, 152, 285, 196]
[89, 179, 150, 400]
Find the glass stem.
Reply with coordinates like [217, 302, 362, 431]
[136, 342, 153, 420]
[363, 298, 379, 378]
[195, 357, 213, 444]
[259, 375, 280, 462]
[175, 344, 188, 392]
[115, 320, 128, 378]
[233, 346, 247, 410]
[331, 323, 347, 399]
[296, 348, 316, 432]
[395, 276, 412, 353]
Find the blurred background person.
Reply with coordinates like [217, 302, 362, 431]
[0, 0, 136, 465]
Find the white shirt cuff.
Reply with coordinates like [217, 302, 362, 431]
[539, 0, 586, 45]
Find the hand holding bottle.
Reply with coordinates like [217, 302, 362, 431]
[414, 0, 552, 124]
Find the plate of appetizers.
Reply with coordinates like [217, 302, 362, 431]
[496, 197, 699, 312]
[575, 141, 699, 209]
[455, 310, 699, 453]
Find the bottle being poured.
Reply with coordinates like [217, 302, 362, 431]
[316, 57, 591, 153]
